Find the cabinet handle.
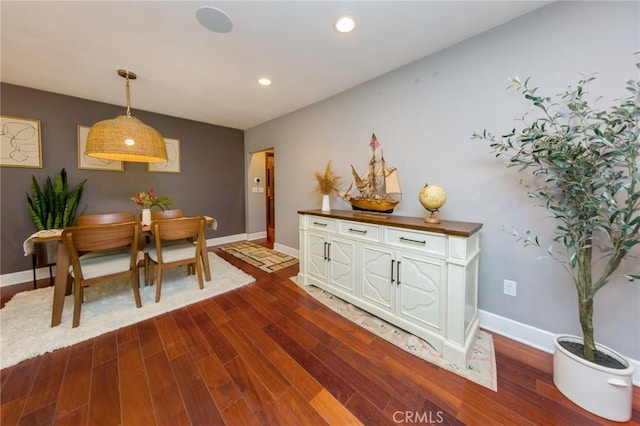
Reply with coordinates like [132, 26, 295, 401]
[397, 261, 401, 285]
[348, 228, 368, 234]
[323, 242, 328, 260]
[399, 236, 426, 245]
[327, 243, 331, 261]
[313, 221, 328, 227]
[391, 259, 395, 283]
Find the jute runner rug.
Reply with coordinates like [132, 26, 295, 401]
[221, 241, 299, 273]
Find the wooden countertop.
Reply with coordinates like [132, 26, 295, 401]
[298, 209, 482, 237]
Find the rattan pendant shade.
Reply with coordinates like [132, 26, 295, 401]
[86, 70, 168, 163]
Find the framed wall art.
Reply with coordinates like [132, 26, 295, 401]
[148, 137, 181, 173]
[1, 114, 42, 168]
[77, 125, 124, 171]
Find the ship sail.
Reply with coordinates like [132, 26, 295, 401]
[380, 154, 402, 195]
[385, 167, 401, 194]
[339, 133, 401, 214]
[351, 165, 368, 192]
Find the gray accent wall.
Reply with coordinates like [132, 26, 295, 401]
[245, 1, 640, 358]
[1, 83, 245, 275]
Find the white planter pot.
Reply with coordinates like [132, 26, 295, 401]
[553, 334, 634, 422]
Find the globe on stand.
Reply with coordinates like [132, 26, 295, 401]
[418, 184, 447, 223]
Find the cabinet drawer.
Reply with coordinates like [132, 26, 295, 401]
[306, 216, 337, 232]
[338, 221, 381, 242]
[384, 227, 446, 257]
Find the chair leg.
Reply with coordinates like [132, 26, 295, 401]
[144, 254, 150, 285]
[72, 278, 82, 328]
[196, 260, 204, 290]
[130, 270, 142, 308]
[155, 266, 163, 303]
[147, 261, 155, 286]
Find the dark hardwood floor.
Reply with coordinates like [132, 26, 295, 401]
[1, 241, 638, 425]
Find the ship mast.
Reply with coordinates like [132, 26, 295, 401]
[368, 150, 378, 197]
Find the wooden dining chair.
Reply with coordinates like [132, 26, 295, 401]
[62, 221, 142, 328]
[78, 211, 147, 279]
[146, 216, 206, 302]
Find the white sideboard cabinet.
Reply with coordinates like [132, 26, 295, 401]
[298, 210, 482, 368]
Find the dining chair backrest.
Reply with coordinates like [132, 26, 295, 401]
[150, 209, 184, 221]
[77, 212, 136, 226]
[62, 221, 142, 327]
[65, 221, 141, 253]
[151, 216, 205, 247]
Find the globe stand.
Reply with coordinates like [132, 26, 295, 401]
[424, 209, 441, 224]
[418, 184, 447, 224]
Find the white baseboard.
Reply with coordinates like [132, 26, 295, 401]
[478, 309, 555, 353]
[0, 266, 55, 288]
[205, 233, 248, 247]
[247, 231, 267, 240]
[478, 309, 640, 386]
[273, 243, 299, 259]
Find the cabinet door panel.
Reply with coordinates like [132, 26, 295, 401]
[361, 245, 393, 311]
[307, 232, 328, 281]
[329, 237, 356, 294]
[397, 253, 444, 330]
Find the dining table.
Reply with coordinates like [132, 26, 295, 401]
[24, 216, 217, 327]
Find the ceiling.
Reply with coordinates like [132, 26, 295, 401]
[1, 1, 551, 130]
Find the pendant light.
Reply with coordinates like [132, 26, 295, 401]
[86, 69, 167, 163]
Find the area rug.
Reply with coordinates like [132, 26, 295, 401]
[221, 240, 299, 273]
[290, 278, 497, 391]
[0, 253, 255, 370]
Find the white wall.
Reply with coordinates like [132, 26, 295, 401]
[245, 1, 640, 358]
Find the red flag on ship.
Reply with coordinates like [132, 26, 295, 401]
[369, 133, 380, 151]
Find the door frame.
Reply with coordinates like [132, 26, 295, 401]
[265, 151, 275, 243]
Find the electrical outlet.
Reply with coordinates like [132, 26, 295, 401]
[503, 279, 517, 297]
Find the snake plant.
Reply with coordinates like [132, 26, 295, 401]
[26, 168, 87, 230]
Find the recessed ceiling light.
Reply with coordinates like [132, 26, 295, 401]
[334, 15, 355, 33]
[257, 78, 272, 86]
[196, 6, 233, 33]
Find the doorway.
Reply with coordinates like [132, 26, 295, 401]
[265, 151, 275, 243]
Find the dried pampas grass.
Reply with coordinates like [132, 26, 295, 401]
[314, 161, 341, 195]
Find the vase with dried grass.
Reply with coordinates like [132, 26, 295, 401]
[314, 161, 341, 212]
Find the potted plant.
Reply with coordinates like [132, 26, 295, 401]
[26, 168, 87, 265]
[473, 61, 639, 421]
[314, 160, 341, 212]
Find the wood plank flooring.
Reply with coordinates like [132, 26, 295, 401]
[1, 242, 639, 425]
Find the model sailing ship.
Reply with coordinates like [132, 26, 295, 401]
[339, 133, 402, 214]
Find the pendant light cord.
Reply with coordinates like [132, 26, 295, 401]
[125, 77, 132, 117]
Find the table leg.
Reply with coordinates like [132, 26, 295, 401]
[51, 241, 70, 327]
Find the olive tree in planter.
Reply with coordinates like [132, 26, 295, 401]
[26, 168, 86, 266]
[473, 62, 639, 421]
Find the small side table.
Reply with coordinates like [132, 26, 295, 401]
[25, 236, 60, 289]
